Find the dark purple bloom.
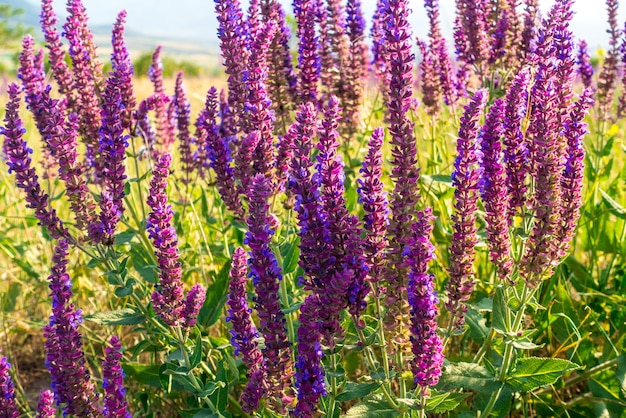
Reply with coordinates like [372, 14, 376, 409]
[480, 99, 514, 282]
[274, 128, 295, 193]
[111, 10, 136, 132]
[245, 174, 294, 411]
[174, 72, 195, 183]
[234, 131, 260, 197]
[357, 127, 389, 287]
[148, 154, 185, 327]
[596, 0, 620, 118]
[226, 247, 266, 412]
[577, 39, 594, 89]
[2, 84, 68, 240]
[102, 335, 131, 418]
[215, 0, 250, 130]
[556, 88, 594, 259]
[40, 0, 75, 102]
[407, 208, 443, 388]
[182, 284, 206, 329]
[418, 39, 442, 114]
[135, 93, 169, 159]
[371, 0, 390, 102]
[202, 88, 245, 219]
[383, 0, 420, 347]
[36, 390, 56, 418]
[90, 67, 130, 245]
[446, 89, 487, 330]
[17, 35, 46, 107]
[618, 23, 626, 118]
[149, 46, 176, 155]
[519, 0, 539, 60]
[502, 68, 530, 219]
[0, 356, 20, 418]
[294, 295, 326, 417]
[43, 239, 100, 417]
[453, 0, 490, 66]
[294, 0, 321, 103]
[424, 0, 457, 107]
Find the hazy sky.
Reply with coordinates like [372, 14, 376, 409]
[27, 0, 626, 50]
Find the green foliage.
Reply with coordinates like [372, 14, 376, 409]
[133, 51, 205, 78]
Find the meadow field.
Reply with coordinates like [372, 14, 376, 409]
[0, 0, 625, 417]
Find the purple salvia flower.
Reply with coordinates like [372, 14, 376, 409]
[490, 7, 510, 64]
[63, 0, 104, 181]
[596, 0, 620, 119]
[502, 67, 530, 219]
[226, 247, 267, 412]
[407, 208, 443, 388]
[0, 356, 20, 418]
[246, 0, 262, 40]
[215, 0, 250, 130]
[43, 238, 100, 417]
[425, 0, 457, 107]
[36, 390, 56, 418]
[552, 0, 576, 130]
[453, 0, 490, 66]
[111, 10, 136, 132]
[288, 103, 333, 290]
[148, 154, 185, 326]
[245, 174, 294, 412]
[2, 84, 68, 240]
[274, 129, 295, 193]
[357, 127, 389, 287]
[294, 0, 321, 103]
[519, 0, 539, 60]
[319, 0, 350, 106]
[234, 131, 260, 198]
[576, 40, 594, 89]
[40, 0, 75, 103]
[555, 88, 593, 259]
[418, 39, 442, 115]
[316, 96, 368, 329]
[34, 89, 98, 232]
[149, 47, 176, 154]
[261, 0, 298, 134]
[294, 295, 326, 418]
[135, 93, 169, 159]
[182, 284, 206, 329]
[102, 335, 131, 418]
[244, 21, 278, 186]
[371, 0, 390, 102]
[480, 99, 514, 282]
[383, 0, 420, 349]
[90, 67, 130, 245]
[203, 88, 245, 219]
[342, 0, 369, 137]
[174, 72, 195, 184]
[445, 89, 487, 330]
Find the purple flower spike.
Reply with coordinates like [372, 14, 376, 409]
[149, 46, 176, 154]
[577, 39, 594, 89]
[294, 295, 326, 417]
[618, 23, 626, 118]
[556, 88, 594, 259]
[234, 131, 261, 197]
[371, 0, 390, 101]
[357, 127, 389, 287]
[182, 284, 206, 329]
[502, 68, 530, 220]
[2, 84, 68, 240]
[36, 390, 56, 418]
[407, 208, 443, 388]
[245, 174, 294, 412]
[294, 0, 321, 103]
[111, 10, 136, 132]
[18, 35, 46, 107]
[480, 99, 514, 282]
[174, 72, 195, 183]
[226, 247, 267, 412]
[0, 356, 20, 418]
[91, 66, 130, 245]
[596, 0, 620, 118]
[418, 39, 441, 114]
[43, 239, 100, 416]
[40, 0, 75, 102]
[102, 335, 131, 418]
[520, 0, 540, 60]
[453, 0, 490, 66]
[148, 154, 185, 327]
[215, 0, 250, 130]
[445, 89, 487, 330]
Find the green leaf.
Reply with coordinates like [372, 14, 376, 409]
[437, 362, 499, 392]
[345, 394, 397, 417]
[279, 238, 301, 275]
[506, 357, 581, 392]
[336, 382, 381, 402]
[123, 363, 161, 388]
[198, 260, 231, 327]
[189, 334, 204, 370]
[426, 390, 471, 414]
[492, 286, 508, 335]
[115, 230, 136, 245]
[600, 189, 626, 220]
[85, 308, 146, 326]
[465, 308, 489, 343]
